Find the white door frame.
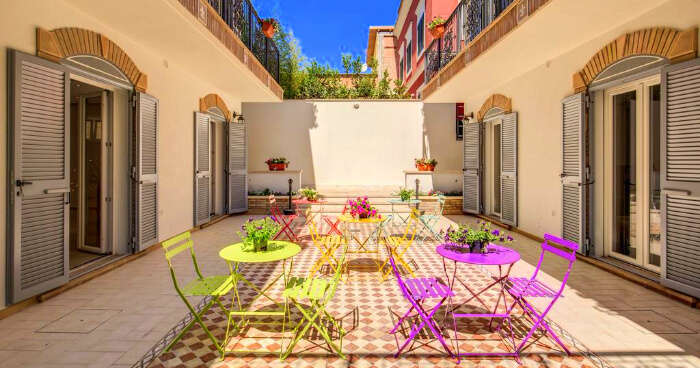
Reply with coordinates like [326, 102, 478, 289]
[483, 116, 503, 218]
[603, 74, 661, 272]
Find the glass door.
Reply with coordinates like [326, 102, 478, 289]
[604, 76, 661, 271]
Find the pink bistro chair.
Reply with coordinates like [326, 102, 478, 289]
[502, 233, 578, 356]
[269, 195, 299, 241]
[386, 245, 456, 359]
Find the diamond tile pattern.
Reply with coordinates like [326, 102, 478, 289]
[147, 220, 609, 368]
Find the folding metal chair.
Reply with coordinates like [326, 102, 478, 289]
[282, 253, 347, 360]
[307, 218, 344, 277]
[418, 196, 445, 242]
[269, 195, 299, 241]
[387, 245, 455, 358]
[322, 204, 348, 236]
[380, 211, 418, 281]
[502, 233, 578, 356]
[161, 232, 234, 354]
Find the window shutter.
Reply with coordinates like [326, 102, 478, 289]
[463, 122, 481, 214]
[228, 122, 248, 214]
[500, 112, 518, 226]
[7, 50, 70, 303]
[660, 58, 700, 298]
[194, 112, 211, 226]
[561, 93, 586, 253]
[132, 92, 159, 252]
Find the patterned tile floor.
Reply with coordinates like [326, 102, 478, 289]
[148, 220, 609, 368]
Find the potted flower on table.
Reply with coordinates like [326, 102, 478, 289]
[237, 217, 280, 252]
[299, 187, 319, 201]
[415, 158, 437, 171]
[442, 221, 514, 254]
[348, 196, 381, 219]
[265, 157, 289, 171]
[395, 187, 415, 202]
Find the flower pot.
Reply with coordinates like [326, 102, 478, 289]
[470, 241, 483, 254]
[416, 163, 435, 172]
[430, 24, 446, 39]
[254, 239, 269, 252]
[358, 213, 370, 219]
[262, 21, 276, 38]
[268, 163, 287, 171]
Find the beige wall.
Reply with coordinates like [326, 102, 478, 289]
[0, 0, 276, 307]
[243, 101, 460, 189]
[441, 0, 699, 238]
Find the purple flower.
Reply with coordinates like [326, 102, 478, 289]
[507, 235, 514, 241]
[491, 229, 500, 236]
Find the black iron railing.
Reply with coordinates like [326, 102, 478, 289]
[425, 0, 514, 83]
[206, 0, 280, 82]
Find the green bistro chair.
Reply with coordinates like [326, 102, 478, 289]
[162, 231, 234, 354]
[281, 253, 347, 360]
[418, 195, 445, 242]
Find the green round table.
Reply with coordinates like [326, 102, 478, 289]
[219, 240, 301, 263]
[218, 240, 300, 357]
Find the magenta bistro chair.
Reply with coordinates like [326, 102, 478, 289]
[386, 245, 456, 358]
[503, 233, 578, 356]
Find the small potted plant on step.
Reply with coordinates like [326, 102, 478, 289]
[260, 18, 279, 38]
[238, 217, 280, 252]
[428, 16, 447, 38]
[265, 157, 289, 171]
[415, 157, 437, 171]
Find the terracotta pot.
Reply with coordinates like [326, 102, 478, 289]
[267, 163, 286, 171]
[358, 213, 370, 219]
[416, 163, 435, 171]
[429, 24, 446, 39]
[262, 21, 276, 38]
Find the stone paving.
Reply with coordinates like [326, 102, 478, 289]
[0, 214, 697, 368]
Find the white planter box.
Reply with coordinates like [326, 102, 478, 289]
[249, 170, 303, 193]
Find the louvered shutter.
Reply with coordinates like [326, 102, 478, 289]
[660, 58, 700, 298]
[7, 50, 70, 303]
[500, 112, 518, 226]
[561, 93, 586, 253]
[228, 122, 248, 213]
[132, 92, 159, 252]
[463, 122, 481, 214]
[194, 112, 211, 226]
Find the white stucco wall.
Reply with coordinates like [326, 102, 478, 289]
[243, 101, 461, 189]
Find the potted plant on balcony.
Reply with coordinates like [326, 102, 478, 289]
[265, 157, 289, 171]
[348, 196, 381, 219]
[238, 217, 280, 252]
[415, 157, 437, 171]
[395, 187, 415, 202]
[428, 16, 447, 38]
[442, 221, 514, 254]
[260, 18, 279, 38]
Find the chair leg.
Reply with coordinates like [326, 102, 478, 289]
[282, 299, 346, 360]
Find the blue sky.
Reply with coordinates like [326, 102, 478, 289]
[251, 0, 401, 70]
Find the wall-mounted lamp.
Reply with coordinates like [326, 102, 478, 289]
[232, 112, 245, 123]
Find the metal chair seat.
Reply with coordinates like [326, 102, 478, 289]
[404, 277, 454, 301]
[182, 275, 235, 297]
[284, 276, 333, 301]
[505, 277, 559, 298]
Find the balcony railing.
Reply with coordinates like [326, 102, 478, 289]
[206, 0, 280, 82]
[425, 0, 514, 83]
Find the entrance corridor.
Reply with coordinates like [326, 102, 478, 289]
[0, 215, 696, 368]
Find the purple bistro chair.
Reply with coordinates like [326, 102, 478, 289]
[386, 245, 456, 359]
[502, 233, 578, 356]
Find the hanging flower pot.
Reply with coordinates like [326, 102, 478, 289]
[429, 24, 446, 39]
[260, 18, 279, 38]
[428, 16, 447, 39]
[415, 158, 437, 172]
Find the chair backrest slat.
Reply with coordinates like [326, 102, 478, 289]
[542, 243, 576, 262]
[162, 231, 194, 261]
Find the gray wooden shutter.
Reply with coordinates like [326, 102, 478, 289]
[561, 93, 586, 252]
[463, 122, 481, 214]
[7, 50, 70, 303]
[500, 112, 518, 226]
[660, 58, 700, 298]
[132, 92, 159, 252]
[228, 122, 248, 213]
[194, 112, 211, 226]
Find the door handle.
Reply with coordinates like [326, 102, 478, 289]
[16, 179, 33, 187]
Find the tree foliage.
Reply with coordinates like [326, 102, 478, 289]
[274, 26, 409, 100]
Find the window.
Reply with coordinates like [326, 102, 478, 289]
[416, 14, 425, 55]
[406, 41, 413, 73]
[399, 58, 404, 80]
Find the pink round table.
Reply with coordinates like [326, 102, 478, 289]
[436, 243, 521, 359]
